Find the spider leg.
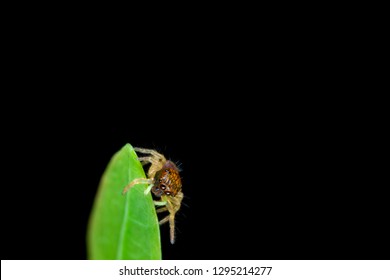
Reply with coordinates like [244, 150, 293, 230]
[169, 192, 184, 212]
[122, 178, 153, 195]
[159, 215, 170, 225]
[135, 147, 166, 161]
[154, 200, 167, 206]
[134, 148, 166, 160]
[136, 156, 165, 178]
[144, 184, 154, 195]
[137, 156, 160, 164]
[156, 206, 168, 213]
[163, 198, 180, 244]
[158, 213, 178, 244]
[169, 214, 176, 244]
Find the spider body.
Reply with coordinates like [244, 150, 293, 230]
[153, 161, 182, 197]
[122, 147, 183, 244]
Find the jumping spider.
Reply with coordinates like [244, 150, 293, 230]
[122, 147, 183, 244]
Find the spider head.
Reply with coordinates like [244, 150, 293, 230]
[151, 184, 165, 197]
[152, 160, 182, 198]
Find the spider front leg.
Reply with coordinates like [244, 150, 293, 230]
[134, 147, 166, 159]
[121, 178, 154, 195]
[134, 147, 167, 178]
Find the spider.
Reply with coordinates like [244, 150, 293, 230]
[122, 147, 183, 244]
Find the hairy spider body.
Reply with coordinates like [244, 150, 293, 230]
[153, 161, 182, 197]
[122, 147, 183, 244]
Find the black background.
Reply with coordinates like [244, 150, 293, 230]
[1, 28, 388, 260]
[2, 97, 387, 260]
[1, 10, 388, 261]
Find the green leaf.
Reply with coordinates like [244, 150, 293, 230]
[87, 143, 161, 259]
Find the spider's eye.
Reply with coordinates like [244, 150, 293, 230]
[165, 191, 171, 196]
[160, 185, 166, 190]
